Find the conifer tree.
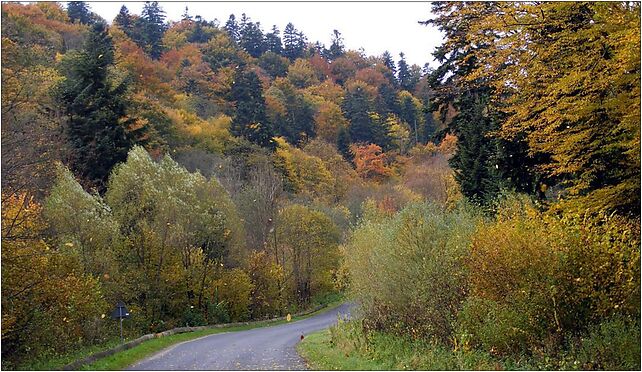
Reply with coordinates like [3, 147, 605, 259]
[57, 22, 134, 191]
[113, 5, 132, 32]
[337, 126, 352, 160]
[67, 1, 93, 25]
[265, 25, 283, 54]
[343, 86, 391, 149]
[420, 99, 436, 143]
[343, 86, 373, 144]
[239, 13, 249, 33]
[141, 1, 167, 59]
[188, 15, 209, 43]
[397, 52, 411, 91]
[439, 2, 641, 214]
[224, 14, 241, 44]
[240, 19, 267, 58]
[272, 82, 315, 144]
[448, 92, 503, 204]
[376, 83, 400, 116]
[327, 29, 345, 60]
[230, 70, 275, 148]
[381, 51, 397, 86]
[283, 23, 306, 60]
[426, 1, 538, 204]
[181, 6, 192, 21]
[312, 41, 325, 56]
[115, 6, 146, 47]
[408, 64, 422, 92]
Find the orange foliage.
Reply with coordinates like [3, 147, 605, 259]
[2, 2, 86, 52]
[351, 143, 394, 181]
[309, 54, 331, 81]
[423, 133, 458, 158]
[329, 56, 356, 83]
[2, 2, 77, 34]
[437, 133, 458, 156]
[355, 67, 387, 89]
[113, 34, 174, 101]
[161, 44, 203, 74]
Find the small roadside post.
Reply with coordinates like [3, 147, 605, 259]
[110, 301, 130, 344]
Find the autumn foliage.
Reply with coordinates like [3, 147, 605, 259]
[2, 1, 639, 369]
[350, 143, 393, 181]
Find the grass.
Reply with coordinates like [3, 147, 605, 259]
[297, 321, 501, 371]
[297, 329, 388, 370]
[299, 319, 642, 371]
[79, 299, 345, 370]
[14, 339, 124, 371]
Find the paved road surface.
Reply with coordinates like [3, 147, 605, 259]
[128, 303, 351, 370]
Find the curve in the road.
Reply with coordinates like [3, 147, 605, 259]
[128, 303, 351, 371]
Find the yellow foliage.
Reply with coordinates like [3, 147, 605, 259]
[247, 251, 284, 318]
[214, 269, 255, 321]
[274, 137, 336, 200]
[162, 28, 188, 50]
[168, 108, 232, 153]
[288, 58, 319, 88]
[313, 99, 349, 143]
[464, 198, 641, 354]
[2, 194, 106, 363]
[305, 81, 345, 105]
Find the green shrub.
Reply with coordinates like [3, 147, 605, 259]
[207, 301, 230, 324]
[181, 308, 207, 327]
[573, 316, 641, 370]
[457, 297, 535, 355]
[344, 202, 478, 342]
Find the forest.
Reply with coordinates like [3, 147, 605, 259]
[1, 1, 640, 370]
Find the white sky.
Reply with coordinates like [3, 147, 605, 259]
[80, 1, 443, 67]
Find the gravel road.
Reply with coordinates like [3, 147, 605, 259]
[128, 303, 351, 370]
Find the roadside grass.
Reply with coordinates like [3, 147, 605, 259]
[297, 324, 502, 371]
[299, 319, 641, 371]
[297, 330, 388, 370]
[15, 339, 124, 371]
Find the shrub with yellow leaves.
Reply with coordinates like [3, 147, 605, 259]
[2, 193, 107, 367]
[460, 196, 641, 355]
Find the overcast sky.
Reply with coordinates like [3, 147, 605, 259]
[80, 1, 443, 67]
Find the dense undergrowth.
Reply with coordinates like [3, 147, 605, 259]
[333, 198, 641, 370]
[301, 315, 640, 370]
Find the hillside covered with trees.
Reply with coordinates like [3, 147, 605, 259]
[1, 1, 640, 370]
